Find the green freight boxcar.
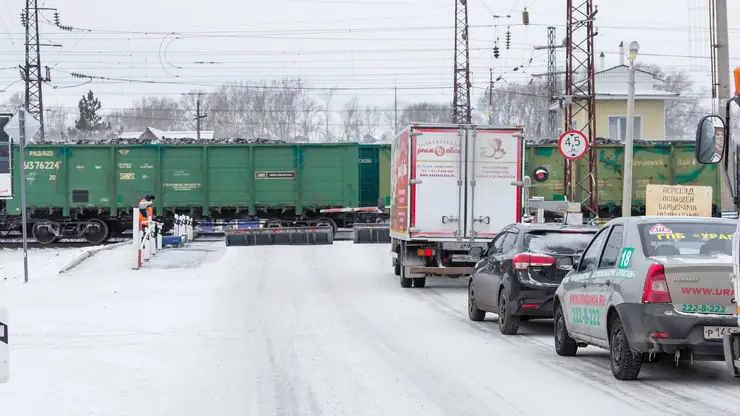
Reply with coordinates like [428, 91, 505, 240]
[524, 141, 721, 216]
[2, 142, 388, 244]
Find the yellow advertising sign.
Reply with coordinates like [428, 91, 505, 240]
[645, 184, 712, 217]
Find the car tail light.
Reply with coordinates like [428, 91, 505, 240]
[512, 252, 555, 270]
[641, 264, 672, 304]
[417, 248, 434, 257]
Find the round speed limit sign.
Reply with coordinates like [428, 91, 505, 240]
[558, 130, 589, 161]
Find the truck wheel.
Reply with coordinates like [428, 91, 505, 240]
[413, 277, 426, 288]
[399, 262, 412, 288]
[394, 259, 400, 276]
[554, 303, 578, 356]
[609, 315, 642, 380]
[498, 287, 520, 335]
[468, 281, 486, 322]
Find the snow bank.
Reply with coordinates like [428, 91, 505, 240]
[0, 241, 245, 416]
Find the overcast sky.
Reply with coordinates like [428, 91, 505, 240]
[1, 0, 740, 117]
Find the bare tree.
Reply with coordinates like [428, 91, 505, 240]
[637, 63, 707, 139]
[341, 97, 361, 142]
[1, 92, 23, 112]
[45, 104, 71, 141]
[360, 105, 381, 140]
[320, 88, 336, 142]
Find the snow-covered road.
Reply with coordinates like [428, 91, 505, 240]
[1, 241, 740, 415]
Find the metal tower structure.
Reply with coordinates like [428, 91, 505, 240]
[22, 0, 44, 139]
[452, 0, 471, 124]
[564, 0, 598, 216]
[546, 26, 557, 137]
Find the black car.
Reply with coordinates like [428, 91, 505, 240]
[467, 222, 598, 335]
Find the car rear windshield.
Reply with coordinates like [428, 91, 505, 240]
[524, 230, 596, 255]
[637, 221, 736, 257]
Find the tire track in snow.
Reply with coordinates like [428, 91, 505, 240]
[415, 278, 740, 415]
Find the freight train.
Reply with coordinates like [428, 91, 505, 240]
[0, 141, 391, 244]
[0, 139, 720, 245]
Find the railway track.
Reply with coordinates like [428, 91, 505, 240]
[0, 237, 131, 249]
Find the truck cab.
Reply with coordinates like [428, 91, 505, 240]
[694, 66, 740, 376]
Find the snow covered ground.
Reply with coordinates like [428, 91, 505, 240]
[1, 240, 740, 416]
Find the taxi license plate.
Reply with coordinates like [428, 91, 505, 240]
[450, 254, 479, 262]
[703, 326, 740, 340]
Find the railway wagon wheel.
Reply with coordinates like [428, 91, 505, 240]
[81, 219, 109, 244]
[32, 220, 59, 245]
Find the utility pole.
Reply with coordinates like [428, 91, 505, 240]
[564, 0, 598, 217]
[21, 0, 47, 140]
[622, 42, 639, 218]
[715, 0, 733, 211]
[547, 27, 557, 137]
[394, 86, 398, 132]
[533, 27, 564, 138]
[488, 68, 493, 124]
[194, 95, 207, 140]
[452, 0, 471, 124]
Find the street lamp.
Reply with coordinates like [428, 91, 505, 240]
[622, 41, 639, 217]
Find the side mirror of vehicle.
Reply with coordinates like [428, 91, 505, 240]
[558, 257, 574, 271]
[695, 115, 726, 165]
[469, 246, 485, 258]
[572, 256, 581, 270]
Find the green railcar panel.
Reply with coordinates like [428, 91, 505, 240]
[8, 145, 66, 213]
[524, 142, 720, 211]
[67, 147, 113, 208]
[253, 145, 297, 207]
[672, 143, 720, 208]
[206, 145, 251, 208]
[524, 145, 564, 201]
[300, 144, 358, 210]
[114, 147, 157, 212]
[160, 146, 205, 207]
[358, 145, 380, 207]
[378, 144, 391, 207]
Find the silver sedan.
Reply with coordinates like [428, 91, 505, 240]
[552, 216, 739, 380]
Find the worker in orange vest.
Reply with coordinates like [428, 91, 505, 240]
[138, 194, 155, 227]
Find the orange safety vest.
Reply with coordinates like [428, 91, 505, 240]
[139, 199, 154, 226]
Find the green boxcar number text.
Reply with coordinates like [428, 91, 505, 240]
[572, 307, 601, 326]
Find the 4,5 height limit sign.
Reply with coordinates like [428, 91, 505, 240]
[558, 130, 589, 161]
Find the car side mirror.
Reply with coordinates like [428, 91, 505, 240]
[469, 246, 484, 258]
[558, 257, 574, 271]
[572, 256, 581, 270]
[695, 115, 725, 165]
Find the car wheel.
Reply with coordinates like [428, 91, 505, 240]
[554, 303, 578, 356]
[468, 281, 486, 322]
[609, 315, 642, 380]
[393, 258, 400, 276]
[413, 277, 426, 288]
[498, 287, 520, 335]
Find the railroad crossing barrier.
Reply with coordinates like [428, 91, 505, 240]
[174, 214, 194, 243]
[225, 226, 334, 246]
[353, 223, 391, 244]
[131, 208, 164, 270]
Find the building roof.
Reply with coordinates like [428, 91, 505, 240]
[594, 64, 665, 82]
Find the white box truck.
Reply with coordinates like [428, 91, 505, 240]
[390, 123, 524, 288]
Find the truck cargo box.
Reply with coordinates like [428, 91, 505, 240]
[391, 124, 523, 242]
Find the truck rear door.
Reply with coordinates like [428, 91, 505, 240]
[465, 128, 522, 239]
[409, 126, 465, 238]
